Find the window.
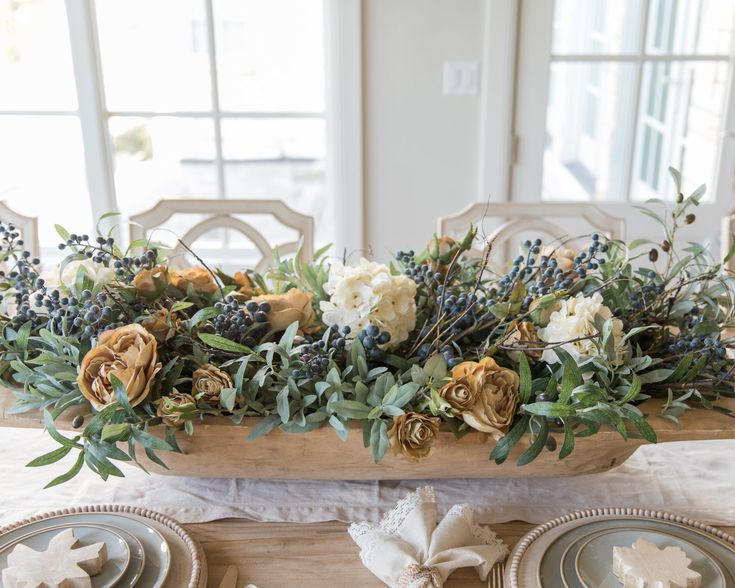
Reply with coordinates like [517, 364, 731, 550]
[0, 0, 351, 262]
[539, 0, 735, 202]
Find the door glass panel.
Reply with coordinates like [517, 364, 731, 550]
[0, 0, 77, 110]
[552, 0, 642, 54]
[543, 63, 636, 201]
[646, 0, 735, 55]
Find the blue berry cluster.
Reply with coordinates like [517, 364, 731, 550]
[668, 334, 727, 360]
[31, 287, 123, 339]
[212, 295, 271, 347]
[395, 250, 443, 286]
[58, 233, 116, 265]
[292, 324, 350, 379]
[630, 271, 664, 311]
[114, 250, 159, 283]
[0, 222, 44, 330]
[357, 324, 391, 360]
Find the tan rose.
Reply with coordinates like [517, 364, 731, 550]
[133, 264, 169, 296]
[170, 266, 218, 295]
[141, 309, 179, 343]
[77, 324, 162, 410]
[251, 289, 316, 333]
[427, 235, 458, 260]
[192, 363, 233, 406]
[233, 271, 262, 299]
[504, 320, 542, 360]
[462, 357, 519, 440]
[388, 412, 441, 460]
[156, 390, 196, 428]
[439, 361, 482, 411]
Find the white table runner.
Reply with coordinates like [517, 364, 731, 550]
[2, 428, 734, 527]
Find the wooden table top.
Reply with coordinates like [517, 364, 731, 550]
[185, 519, 735, 587]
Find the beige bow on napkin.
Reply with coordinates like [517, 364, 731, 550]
[349, 487, 508, 588]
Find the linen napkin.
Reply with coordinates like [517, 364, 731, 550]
[348, 487, 508, 588]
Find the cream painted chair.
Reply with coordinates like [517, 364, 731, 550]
[438, 202, 625, 259]
[0, 202, 39, 258]
[129, 199, 314, 273]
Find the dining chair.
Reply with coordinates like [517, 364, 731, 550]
[437, 202, 625, 261]
[129, 199, 314, 273]
[0, 201, 40, 259]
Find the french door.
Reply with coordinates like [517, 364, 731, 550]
[512, 0, 735, 248]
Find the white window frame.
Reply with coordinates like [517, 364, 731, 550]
[58, 0, 363, 255]
[478, 0, 735, 213]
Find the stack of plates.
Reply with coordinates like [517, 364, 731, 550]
[507, 508, 735, 588]
[0, 505, 206, 588]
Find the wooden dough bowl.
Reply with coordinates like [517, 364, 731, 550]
[2, 388, 734, 480]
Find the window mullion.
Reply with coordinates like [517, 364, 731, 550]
[622, 0, 653, 201]
[204, 0, 226, 201]
[64, 0, 119, 241]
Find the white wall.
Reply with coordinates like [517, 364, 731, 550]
[362, 0, 485, 260]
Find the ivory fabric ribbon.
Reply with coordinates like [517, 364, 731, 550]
[349, 487, 508, 588]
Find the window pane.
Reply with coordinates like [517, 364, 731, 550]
[646, 0, 735, 55]
[631, 61, 729, 201]
[214, 0, 325, 112]
[110, 116, 218, 219]
[552, 0, 642, 54]
[0, 116, 91, 254]
[95, 0, 212, 111]
[543, 63, 637, 201]
[0, 0, 77, 110]
[221, 118, 330, 243]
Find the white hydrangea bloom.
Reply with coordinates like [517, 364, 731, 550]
[537, 291, 625, 364]
[320, 258, 417, 347]
[59, 259, 116, 289]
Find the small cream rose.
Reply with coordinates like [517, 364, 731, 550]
[251, 289, 316, 333]
[388, 412, 440, 460]
[462, 357, 519, 440]
[170, 267, 219, 295]
[192, 363, 233, 406]
[77, 324, 162, 410]
[157, 390, 196, 428]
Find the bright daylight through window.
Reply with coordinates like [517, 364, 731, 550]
[0, 0, 328, 266]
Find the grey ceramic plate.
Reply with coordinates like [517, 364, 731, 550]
[0, 524, 129, 588]
[508, 510, 735, 588]
[0, 513, 170, 588]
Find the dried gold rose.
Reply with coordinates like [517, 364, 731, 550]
[388, 412, 440, 460]
[133, 264, 169, 296]
[170, 267, 219, 296]
[157, 390, 196, 428]
[462, 357, 519, 440]
[141, 309, 179, 343]
[438, 361, 482, 411]
[77, 324, 162, 410]
[251, 289, 316, 333]
[233, 271, 262, 299]
[192, 363, 233, 406]
[504, 320, 542, 360]
[427, 235, 458, 259]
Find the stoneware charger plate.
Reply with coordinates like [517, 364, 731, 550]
[0, 505, 206, 588]
[506, 508, 735, 588]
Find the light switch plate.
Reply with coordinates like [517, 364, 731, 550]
[443, 61, 480, 96]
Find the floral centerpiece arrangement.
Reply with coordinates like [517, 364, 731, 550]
[1, 169, 733, 486]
